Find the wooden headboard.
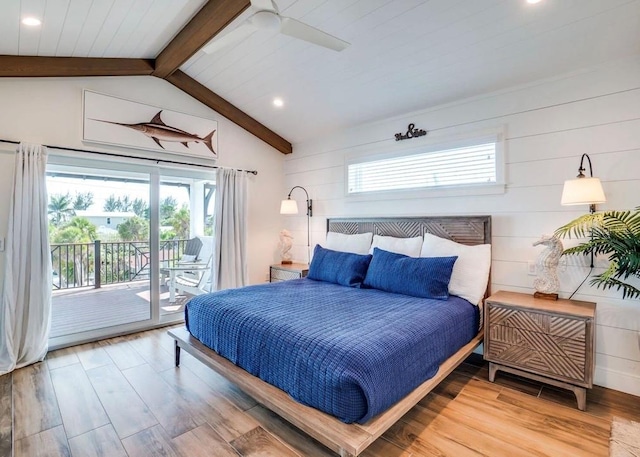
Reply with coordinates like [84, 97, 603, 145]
[327, 215, 491, 245]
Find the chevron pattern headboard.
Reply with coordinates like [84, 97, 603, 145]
[326, 216, 491, 246]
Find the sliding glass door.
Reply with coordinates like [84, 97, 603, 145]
[46, 154, 216, 348]
[157, 172, 215, 318]
[47, 166, 154, 343]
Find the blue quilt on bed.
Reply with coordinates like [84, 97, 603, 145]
[185, 278, 478, 424]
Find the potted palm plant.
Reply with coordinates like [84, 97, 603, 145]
[554, 207, 640, 299]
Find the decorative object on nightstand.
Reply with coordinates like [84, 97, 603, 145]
[280, 185, 313, 263]
[270, 263, 309, 282]
[279, 229, 294, 264]
[484, 290, 595, 411]
[532, 234, 563, 300]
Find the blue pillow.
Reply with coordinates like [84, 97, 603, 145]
[307, 245, 372, 287]
[363, 247, 457, 300]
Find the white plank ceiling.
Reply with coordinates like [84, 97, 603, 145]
[0, 0, 207, 58]
[1, 0, 639, 145]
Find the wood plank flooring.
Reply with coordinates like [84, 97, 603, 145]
[0, 373, 12, 457]
[50, 282, 187, 338]
[3, 326, 639, 456]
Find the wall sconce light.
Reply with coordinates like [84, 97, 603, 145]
[561, 153, 606, 214]
[560, 153, 606, 269]
[280, 186, 312, 262]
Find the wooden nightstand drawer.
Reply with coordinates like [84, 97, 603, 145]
[271, 268, 303, 281]
[487, 323, 587, 384]
[486, 303, 591, 386]
[487, 305, 587, 341]
[484, 291, 596, 410]
[270, 263, 309, 282]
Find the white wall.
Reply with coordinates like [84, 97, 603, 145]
[284, 55, 640, 396]
[0, 75, 285, 290]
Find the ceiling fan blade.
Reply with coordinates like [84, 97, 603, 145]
[280, 17, 349, 52]
[250, 0, 277, 12]
[201, 22, 256, 54]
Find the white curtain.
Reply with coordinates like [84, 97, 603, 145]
[0, 143, 52, 374]
[213, 168, 248, 290]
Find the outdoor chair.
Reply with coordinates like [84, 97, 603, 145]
[179, 237, 203, 263]
[161, 236, 214, 302]
[176, 259, 212, 297]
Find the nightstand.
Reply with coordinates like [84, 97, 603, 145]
[269, 263, 309, 282]
[484, 290, 596, 411]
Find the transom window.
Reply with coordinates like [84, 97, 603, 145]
[347, 136, 500, 195]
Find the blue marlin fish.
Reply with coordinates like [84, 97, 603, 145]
[92, 111, 216, 155]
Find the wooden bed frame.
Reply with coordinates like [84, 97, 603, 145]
[169, 215, 491, 457]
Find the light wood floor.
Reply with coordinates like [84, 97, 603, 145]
[2, 327, 639, 457]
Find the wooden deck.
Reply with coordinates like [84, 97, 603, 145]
[51, 282, 189, 338]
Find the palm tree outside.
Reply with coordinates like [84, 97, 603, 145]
[72, 192, 94, 211]
[48, 193, 75, 225]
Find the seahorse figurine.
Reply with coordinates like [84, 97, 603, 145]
[532, 234, 563, 295]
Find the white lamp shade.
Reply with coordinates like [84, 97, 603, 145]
[280, 199, 299, 214]
[561, 177, 606, 206]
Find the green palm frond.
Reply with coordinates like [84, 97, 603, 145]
[590, 275, 640, 300]
[555, 208, 640, 239]
[554, 213, 604, 239]
[601, 210, 640, 234]
[562, 239, 606, 256]
[555, 207, 640, 300]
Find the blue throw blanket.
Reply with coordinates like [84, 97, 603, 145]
[185, 278, 478, 424]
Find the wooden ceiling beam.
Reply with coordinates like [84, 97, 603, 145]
[0, 56, 154, 77]
[153, 0, 251, 79]
[0, 0, 294, 155]
[154, 0, 293, 154]
[167, 70, 292, 154]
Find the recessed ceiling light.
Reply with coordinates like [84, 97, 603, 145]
[273, 98, 284, 108]
[22, 17, 42, 26]
[526, 0, 542, 4]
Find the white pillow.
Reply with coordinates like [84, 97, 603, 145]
[420, 233, 491, 306]
[369, 235, 423, 257]
[180, 254, 197, 262]
[323, 232, 373, 255]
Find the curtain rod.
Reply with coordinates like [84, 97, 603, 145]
[0, 139, 258, 175]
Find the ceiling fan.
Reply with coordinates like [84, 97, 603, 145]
[201, 0, 350, 54]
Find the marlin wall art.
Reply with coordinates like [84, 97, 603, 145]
[82, 90, 219, 159]
[92, 111, 217, 155]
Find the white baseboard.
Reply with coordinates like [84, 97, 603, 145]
[595, 366, 640, 397]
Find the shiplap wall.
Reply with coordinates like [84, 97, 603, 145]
[283, 55, 640, 396]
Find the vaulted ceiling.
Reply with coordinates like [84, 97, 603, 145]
[1, 0, 639, 153]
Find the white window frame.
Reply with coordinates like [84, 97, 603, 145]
[344, 128, 506, 201]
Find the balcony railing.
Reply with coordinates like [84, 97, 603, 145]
[51, 239, 189, 290]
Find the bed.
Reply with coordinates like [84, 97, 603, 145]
[168, 215, 491, 456]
